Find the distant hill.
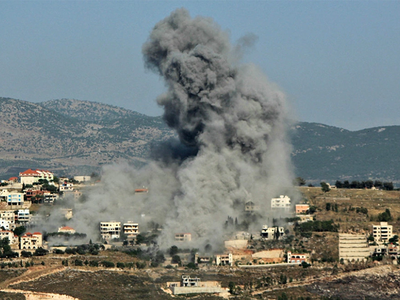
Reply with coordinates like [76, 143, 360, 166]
[0, 97, 174, 178]
[291, 122, 400, 184]
[0, 97, 399, 184]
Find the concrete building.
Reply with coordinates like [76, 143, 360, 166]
[19, 169, 54, 185]
[0, 219, 11, 230]
[261, 225, 285, 240]
[44, 193, 58, 204]
[60, 182, 74, 192]
[287, 251, 308, 264]
[271, 195, 291, 209]
[20, 232, 42, 250]
[215, 253, 233, 266]
[100, 221, 121, 240]
[0, 210, 15, 224]
[295, 204, 310, 214]
[175, 233, 191, 242]
[17, 209, 30, 223]
[123, 222, 139, 239]
[0, 230, 17, 245]
[339, 233, 370, 262]
[373, 222, 394, 243]
[0, 191, 24, 206]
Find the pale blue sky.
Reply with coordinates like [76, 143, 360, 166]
[1, 0, 399, 130]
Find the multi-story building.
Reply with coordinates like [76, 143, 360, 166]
[59, 182, 74, 192]
[261, 225, 285, 240]
[271, 195, 291, 209]
[17, 209, 30, 223]
[0, 191, 24, 206]
[20, 232, 42, 250]
[0, 230, 17, 245]
[175, 233, 191, 242]
[373, 222, 394, 243]
[0, 219, 11, 230]
[100, 221, 121, 240]
[215, 253, 233, 266]
[19, 169, 54, 185]
[295, 204, 310, 214]
[44, 193, 58, 204]
[0, 210, 15, 223]
[123, 222, 139, 239]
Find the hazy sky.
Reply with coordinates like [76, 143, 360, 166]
[1, 1, 399, 130]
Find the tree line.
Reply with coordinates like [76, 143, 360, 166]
[334, 180, 394, 190]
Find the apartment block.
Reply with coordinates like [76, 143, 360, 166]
[20, 232, 43, 250]
[373, 222, 393, 243]
[123, 222, 139, 239]
[271, 195, 291, 209]
[215, 253, 233, 266]
[100, 221, 121, 240]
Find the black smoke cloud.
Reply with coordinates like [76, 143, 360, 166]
[37, 8, 296, 251]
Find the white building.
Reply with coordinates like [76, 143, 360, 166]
[215, 253, 233, 266]
[17, 209, 30, 223]
[60, 182, 74, 192]
[261, 225, 285, 240]
[19, 169, 54, 185]
[373, 222, 394, 243]
[123, 222, 139, 239]
[271, 195, 291, 209]
[0, 210, 15, 224]
[0, 219, 10, 230]
[100, 221, 121, 240]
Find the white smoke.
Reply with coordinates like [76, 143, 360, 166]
[36, 8, 297, 251]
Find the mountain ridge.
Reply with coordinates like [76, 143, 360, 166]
[1, 97, 399, 184]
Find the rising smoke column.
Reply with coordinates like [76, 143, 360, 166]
[143, 8, 294, 248]
[40, 8, 295, 249]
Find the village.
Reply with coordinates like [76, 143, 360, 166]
[0, 169, 399, 297]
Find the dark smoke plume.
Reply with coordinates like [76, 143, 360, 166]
[37, 8, 296, 251]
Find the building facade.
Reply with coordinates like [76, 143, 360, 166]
[100, 221, 121, 240]
[271, 195, 291, 209]
[20, 232, 43, 250]
[19, 169, 54, 185]
[373, 222, 394, 243]
[123, 222, 139, 239]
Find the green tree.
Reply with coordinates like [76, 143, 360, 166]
[294, 177, 306, 186]
[169, 245, 179, 256]
[13, 226, 26, 237]
[320, 182, 331, 193]
[171, 255, 181, 265]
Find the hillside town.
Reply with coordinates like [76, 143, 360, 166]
[0, 169, 399, 297]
